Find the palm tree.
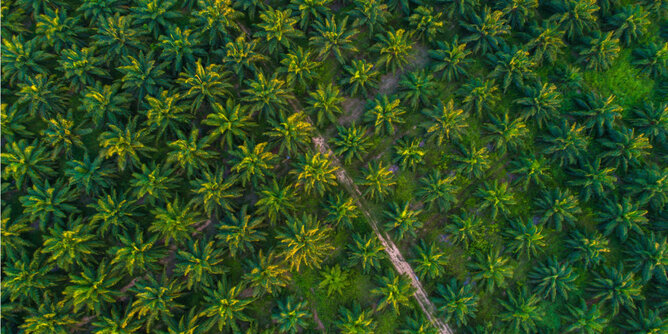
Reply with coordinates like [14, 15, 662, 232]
[42, 114, 90, 158]
[61, 261, 120, 313]
[79, 82, 131, 127]
[254, 7, 303, 55]
[384, 201, 423, 241]
[365, 95, 406, 135]
[499, 0, 538, 29]
[2, 139, 55, 189]
[361, 161, 396, 201]
[434, 278, 479, 327]
[203, 99, 256, 149]
[599, 127, 652, 173]
[57, 46, 108, 90]
[319, 264, 350, 296]
[35, 8, 85, 52]
[623, 163, 667, 211]
[509, 153, 551, 190]
[305, 83, 344, 126]
[289, 0, 331, 29]
[597, 196, 647, 241]
[130, 162, 178, 205]
[336, 302, 377, 334]
[15, 74, 67, 119]
[514, 82, 563, 128]
[309, 16, 358, 64]
[192, 0, 242, 47]
[243, 250, 290, 296]
[408, 5, 444, 42]
[221, 36, 267, 81]
[632, 42, 668, 78]
[174, 239, 227, 290]
[562, 299, 607, 333]
[411, 241, 447, 279]
[445, 213, 482, 248]
[199, 278, 253, 332]
[1, 208, 32, 261]
[461, 7, 510, 54]
[458, 78, 499, 116]
[158, 27, 204, 73]
[578, 31, 621, 71]
[92, 14, 144, 62]
[529, 257, 578, 301]
[621, 304, 668, 333]
[272, 296, 311, 333]
[131, 0, 180, 37]
[566, 229, 611, 269]
[233, 0, 266, 20]
[371, 271, 414, 314]
[372, 28, 413, 72]
[276, 213, 334, 271]
[109, 230, 166, 275]
[393, 138, 425, 172]
[278, 46, 319, 89]
[454, 143, 490, 179]
[625, 232, 668, 283]
[567, 159, 617, 202]
[41, 216, 101, 270]
[349, 0, 389, 34]
[505, 218, 546, 259]
[150, 197, 201, 245]
[20, 294, 77, 333]
[92, 306, 142, 333]
[629, 102, 667, 143]
[417, 170, 458, 212]
[20, 179, 78, 229]
[167, 129, 217, 176]
[89, 190, 138, 236]
[588, 265, 643, 315]
[127, 274, 184, 331]
[242, 72, 293, 120]
[332, 123, 371, 165]
[142, 90, 191, 138]
[542, 120, 589, 167]
[399, 70, 437, 110]
[422, 99, 469, 145]
[323, 192, 359, 229]
[2, 253, 57, 304]
[1, 103, 32, 143]
[498, 286, 544, 333]
[291, 152, 338, 196]
[177, 60, 232, 112]
[429, 37, 471, 82]
[526, 21, 566, 65]
[476, 181, 516, 219]
[217, 205, 267, 257]
[341, 59, 379, 97]
[553, 0, 600, 41]
[534, 188, 581, 231]
[445, 0, 480, 19]
[488, 45, 536, 92]
[469, 249, 513, 292]
[230, 141, 276, 187]
[347, 233, 385, 273]
[189, 168, 240, 216]
[117, 51, 168, 100]
[609, 5, 650, 46]
[484, 112, 528, 154]
[1, 35, 51, 86]
[400, 312, 438, 334]
[255, 179, 297, 225]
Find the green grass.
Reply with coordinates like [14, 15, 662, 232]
[583, 50, 655, 108]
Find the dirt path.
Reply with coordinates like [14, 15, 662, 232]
[311, 136, 454, 334]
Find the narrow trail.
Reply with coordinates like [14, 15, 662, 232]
[311, 135, 454, 334]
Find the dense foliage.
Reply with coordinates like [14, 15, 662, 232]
[1, 0, 666, 333]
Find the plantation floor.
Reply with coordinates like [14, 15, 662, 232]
[310, 134, 453, 334]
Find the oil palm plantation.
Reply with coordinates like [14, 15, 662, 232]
[372, 28, 413, 73]
[230, 141, 277, 187]
[588, 265, 643, 315]
[597, 196, 647, 241]
[534, 188, 582, 231]
[254, 7, 303, 55]
[167, 129, 218, 176]
[341, 59, 379, 97]
[305, 83, 344, 126]
[364, 95, 406, 135]
[417, 170, 458, 212]
[542, 120, 589, 167]
[150, 197, 201, 246]
[505, 218, 546, 259]
[2, 139, 55, 189]
[567, 158, 617, 202]
[528, 257, 578, 301]
[445, 213, 483, 248]
[509, 153, 551, 190]
[565, 229, 611, 269]
[347, 233, 385, 273]
[203, 99, 256, 149]
[19, 179, 78, 229]
[428, 37, 472, 81]
[454, 142, 491, 180]
[272, 296, 311, 333]
[331, 123, 371, 165]
[174, 239, 227, 290]
[217, 205, 267, 257]
[461, 7, 510, 54]
[434, 278, 479, 327]
[177, 60, 232, 112]
[422, 99, 469, 145]
[469, 249, 513, 293]
[254, 179, 298, 225]
[142, 90, 191, 139]
[189, 167, 240, 216]
[291, 152, 338, 196]
[476, 181, 516, 219]
[242, 72, 294, 120]
[384, 201, 423, 241]
[309, 16, 358, 64]
[371, 271, 414, 314]
[199, 278, 253, 332]
[498, 286, 544, 333]
[276, 213, 334, 271]
[411, 241, 447, 279]
[514, 82, 563, 128]
[360, 161, 396, 201]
